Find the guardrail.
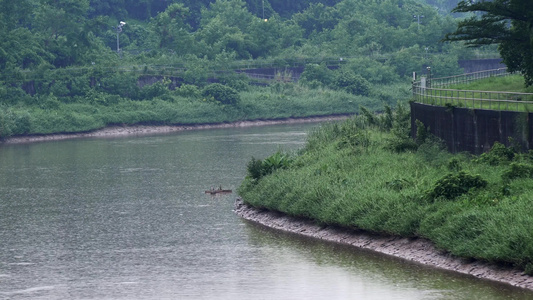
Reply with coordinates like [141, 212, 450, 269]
[412, 68, 533, 112]
[430, 68, 509, 88]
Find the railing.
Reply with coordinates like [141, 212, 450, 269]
[412, 68, 533, 112]
[430, 68, 509, 88]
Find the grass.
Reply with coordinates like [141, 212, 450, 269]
[414, 75, 533, 112]
[0, 82, 409, 138]
[450, 75, 533, 93]
[238, 113, 533, 273]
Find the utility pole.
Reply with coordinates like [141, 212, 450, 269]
[262, 0, 267, 21]
[116, 21, 126, 54]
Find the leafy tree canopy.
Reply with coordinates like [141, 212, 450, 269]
[444, 0, 533, 86]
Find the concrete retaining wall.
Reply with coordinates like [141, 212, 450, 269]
[410, 102, 532, 154]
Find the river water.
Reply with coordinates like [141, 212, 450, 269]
[0, 123, 532, 300]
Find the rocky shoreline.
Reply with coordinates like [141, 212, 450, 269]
[1, 115, 349, 144]
[234, 198, 533, 291]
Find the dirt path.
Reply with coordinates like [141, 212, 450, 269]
[234, 198, 533, 292]
[1, 115, 349, 144]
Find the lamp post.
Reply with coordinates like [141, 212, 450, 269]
[413, 15, 424, 30]
[426, 66, 432, 88]
[116, 21, 126, 54]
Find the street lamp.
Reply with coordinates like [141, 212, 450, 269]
[413, 15, 424, 30]
[116, 21, 126, 54]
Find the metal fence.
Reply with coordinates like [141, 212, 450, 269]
[412, 68, 533, 112]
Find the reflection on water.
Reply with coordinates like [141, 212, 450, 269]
[0, 123, 532, 299]
[243, 223, 533, 300]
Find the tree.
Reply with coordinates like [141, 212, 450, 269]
[150, 3, 194, 53]
[202, 83, 240, 105]
[292, 3, 339, 38]
[35, 0, 92, 67]
[444, 0, 533, 86]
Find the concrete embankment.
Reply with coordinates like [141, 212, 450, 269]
[234, 198, 533, 291]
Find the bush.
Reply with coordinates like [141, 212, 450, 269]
[217, 73, 250, 91]
[202, 83, 240, 105]
[0, 107, 15, 138]
[427, 171, 488, 200]
[246, 157, 263, 181]
[447, 158, 462, 172]
[332, 70, 371, 96]
[384, 103, 418, 153]
[140, 79, 170, 99]
[475, 142, 515, 165]
[502, 162, 533, 181]
[245, 151, 292, 182]
[174, 84, 201, 98]
[300, 63, 333, 87]
[385, 136, 418, 153]
[99, 72, 141, 99]
[262, 151, 292, 175]
[415, 119, 429, 145]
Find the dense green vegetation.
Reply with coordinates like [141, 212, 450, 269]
[238, 108, 533, 273]
[0, 78, 409, 137]
[0, 0, 492, 138]
[444, 0, 533, 86]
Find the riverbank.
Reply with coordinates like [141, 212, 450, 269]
[234, 198, 533, 291]
[1, 115, 350, 144]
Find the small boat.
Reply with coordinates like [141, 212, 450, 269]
[205, 187, 232, 194]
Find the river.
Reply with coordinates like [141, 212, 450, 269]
[0, 123, 531, 299]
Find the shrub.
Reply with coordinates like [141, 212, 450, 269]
[202, 83, 240, 105]
[447, 158, 462, 172]
[502, 162, 533, 181]
[337, 130, 370, 150]
[415, 119, 429, 145]
[217, 73, 250, 91]
[262, 151, 292, 175]
[475, 142, 515, 165]
[384, 104, 418, 153]
[385, 137, 418, 153]
[140, 79, 170, 99]
[174, 84, 201, 98]
[245, 151, 292, 182]
[99, 72, 141, 99]
[332, 70, 371, 96]
[300, 63, 333, 87]
[427, 171, 488, 200]
[416, 137, 447, 165]
[246, 157, 264, 181]
[0, 107, 15, 138]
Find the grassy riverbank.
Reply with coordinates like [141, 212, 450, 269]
[238, 108, 533, 273]
[0, 82, 407, 139]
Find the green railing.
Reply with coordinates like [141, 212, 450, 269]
[412, 68, 533, 112]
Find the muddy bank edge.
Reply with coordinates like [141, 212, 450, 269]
[234, 198, 533, 291]
[1, 115, 350, 144]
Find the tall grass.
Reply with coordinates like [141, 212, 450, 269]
[238, 113, 533, 273]
[1, 82, 402, 138]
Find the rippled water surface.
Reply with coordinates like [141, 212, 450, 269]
[0, 123, 532, 299]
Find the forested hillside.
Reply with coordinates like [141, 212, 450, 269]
[0, 0, 490, 138]
[0, 0, 471, 72]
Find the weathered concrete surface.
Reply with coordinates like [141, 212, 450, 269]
[234, 198, 533, 291]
